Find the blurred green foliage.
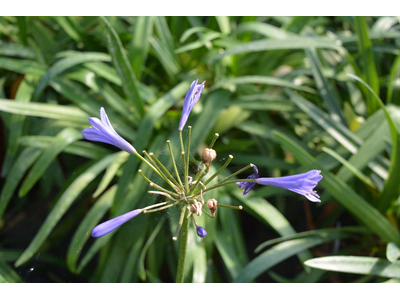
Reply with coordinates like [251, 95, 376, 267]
[0, 16, 400, 283]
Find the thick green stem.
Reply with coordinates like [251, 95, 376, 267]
[176, 208, 190, 283]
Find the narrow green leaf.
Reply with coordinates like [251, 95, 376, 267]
[0, 57, 46, 76]
[213, 38, 341, 61]
[129, 16, 154, 79]
[234, 237, 331, 282]
[305, 256, 400, 278]
[215, 76, 317, 94]
[387, 55, 400, 105]
[32, 52, 111, 101]
[0, 147, 42, 221]
[214, 231, 243, 279]
[273, 130, 400, 245]
[306, 48, 345, 124]
[101, 16, 144, 115]
[67, 185, 117, 273]
[322, 147, 377, 189]
[137, 217, 165, 281]
[215, 16, 230, 35]
[15, 152, 125, 267]
[0, 261, 23, 283]
[0, 99, 88, 123]
[354, 17, 380, 114]
[93, 152, 129, 197]
[18, 128, 82, 197]
[348, 74, 400, 213]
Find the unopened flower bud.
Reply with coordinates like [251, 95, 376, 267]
[207, 199, 218, 217]
[202, 148, 217, 167]
[196, 226, 207, 238]
[190, 201, 202, 216]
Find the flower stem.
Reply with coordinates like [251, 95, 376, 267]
[176, 208, 190, 283]
[203, 155, 233, 186]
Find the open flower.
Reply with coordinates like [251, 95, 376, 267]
[82, 107, 136, 154]
[256, 170, 322, 202]
[179, 79, 205, 130]
[236, 165, 259, 195]
[91, 209, 142, 238]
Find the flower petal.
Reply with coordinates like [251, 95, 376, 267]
[91, 209, 142, 238]
[179, 79, 203, 130]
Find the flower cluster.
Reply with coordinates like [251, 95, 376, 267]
[82, 79, 322, 241]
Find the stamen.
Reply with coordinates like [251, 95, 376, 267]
[218, 203, 243, 210]
[208, 133, 219, 149]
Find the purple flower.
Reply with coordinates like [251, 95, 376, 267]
[256, 170, 322, 202]
[91, 209, 142, 238]
[196, 226, 207, 238]
[82, 107, 136, 154]
[179, 79, 205, 130]
[236, 165, 259, 195]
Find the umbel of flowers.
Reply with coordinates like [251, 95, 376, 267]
[83, 79, 322, 240]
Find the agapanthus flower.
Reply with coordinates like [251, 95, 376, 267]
[196, 226, 207, 238]
[91, 209, 142, 238]
[236, 165, 259, 195]
[256, 170, 322, 202]
[179, 79, 205, 130]
[82, 107, 136, 154]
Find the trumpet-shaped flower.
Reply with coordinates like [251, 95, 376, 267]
[179, 79, 205, 130]
[236, 165, 259, 195]
[256, 170, 322, 202]
[82, 107, 136, 154]
[91, 209, 142, 238]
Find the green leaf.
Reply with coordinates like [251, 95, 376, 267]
[213, 38, 341, 61]
[93, 153, 129, 198]
[7, 75, 37, 156]
[306, 48, 345, 124]
[0, 98, 88, 123]
[101, 16, 144, 116]
[273, 130, 400, 246]
[387, 55, 400, 105]
[214, 231, 243, 279]
[18, 136, 111, 160]
[15, 152, 125, 267]
[354, 17, 380, 114]
[387, 242, 400, 263]
[67, 185, 117, 273]
[0, 57, 46, 76]
[215, 16, 231, 35]
[305, 256, 400, 278]
[18, 128, 82, 197]
[234, 237, 332, 282]
[0, 261, 23, 283]
[348, 74, 400, 213]
[215, 76, 317, 94]
[0, 147, 42, 221]
[32, 52, 111, 101]
[322, 147, 377, 189]
[255, 226, 367, 253]
[129, 16, 154, 79]
[137, 217, 166, 281]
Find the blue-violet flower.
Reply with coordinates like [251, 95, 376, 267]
[82, 107, 136, 154]
[256, 170, 322, 202]
[179, 79, 205, 130]
[196, 226, 207, 238]
[91, 209, 142, 238]
[236, 165, 259, 195]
